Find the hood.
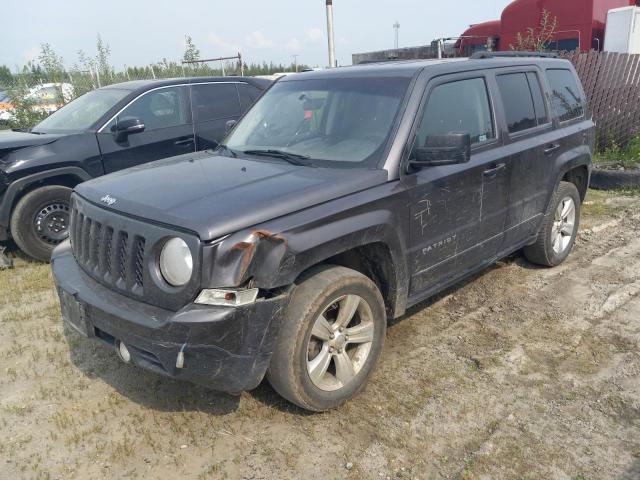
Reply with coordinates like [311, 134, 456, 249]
[0, 130, 64, 159]
[76, 151, 388, 241]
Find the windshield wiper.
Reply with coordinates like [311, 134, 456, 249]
[242, 149, 315, 167]
[216, 144, 238, 158]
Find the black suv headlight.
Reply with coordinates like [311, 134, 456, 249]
[159, 237, 193, 286]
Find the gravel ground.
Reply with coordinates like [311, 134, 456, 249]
[1, 189, 639, 480]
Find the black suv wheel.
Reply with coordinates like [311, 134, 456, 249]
[267, 266, 387, 411]
[524, 181, 581, 267]
[10, 185, 72, 262]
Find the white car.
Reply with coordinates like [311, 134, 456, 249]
[0, 83, 75, 121]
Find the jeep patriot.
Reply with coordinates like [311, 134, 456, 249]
[52, 54, 594, 411]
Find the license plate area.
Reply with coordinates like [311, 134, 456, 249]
[58, 288, 93, 338]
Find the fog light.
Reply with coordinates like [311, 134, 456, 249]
[195, 288, 259, 307]
[117, 341, 131, 363]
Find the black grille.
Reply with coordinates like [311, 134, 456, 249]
[67, 193, 200, 311]
[69, 201, 146, 294]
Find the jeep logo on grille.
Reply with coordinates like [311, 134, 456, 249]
[100, 194, 117, 206]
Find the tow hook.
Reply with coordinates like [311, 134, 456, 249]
[176, 343, 187, 369]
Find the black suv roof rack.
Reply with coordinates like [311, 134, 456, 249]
[471, 51, 559, 59]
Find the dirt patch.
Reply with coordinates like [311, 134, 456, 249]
[1, 190, 640, 480]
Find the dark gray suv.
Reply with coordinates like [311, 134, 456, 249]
[52, 54, 594, 411]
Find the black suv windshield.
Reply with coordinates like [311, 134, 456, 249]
[225, 76, 410, 167]
[33, 88, 130, 134]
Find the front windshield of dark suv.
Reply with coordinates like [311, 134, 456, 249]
[32, 88, 130, 134]
[225, 76, 410, 167]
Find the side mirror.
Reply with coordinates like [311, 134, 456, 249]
[225, 119, 238, 134]
[409, 132, 471, 169]
[113, 117, 145, 142]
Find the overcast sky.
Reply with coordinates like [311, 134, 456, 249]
[0, 0, 513, 71]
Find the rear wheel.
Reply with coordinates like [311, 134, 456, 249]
[524, 181, 580, 267]
[267, 266, 386, 411]
[10, 185, 72, 262]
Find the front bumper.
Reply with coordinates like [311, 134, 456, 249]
[52, 241, 288, 393]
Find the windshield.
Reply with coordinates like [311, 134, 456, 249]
[0, 90, 8, 103]
[225, 76, 410, 167]
[33, 88, 130, 134]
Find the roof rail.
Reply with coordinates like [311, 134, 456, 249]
[471, 51, 559, 59]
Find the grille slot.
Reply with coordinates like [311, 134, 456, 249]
[133, 237, 145, 287]
[104, 227, 114, 275]
[117, 232, 129, 282]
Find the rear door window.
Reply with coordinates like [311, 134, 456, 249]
[546, 69, 584, 122]
[191, 83, 241, 123]
[496, 72, 548, 134]
[417, 77, 495, 147]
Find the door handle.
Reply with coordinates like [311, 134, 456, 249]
[544, 143, 561, 155]
[483, 163, 506, 177]
[174, 137, 194, 146]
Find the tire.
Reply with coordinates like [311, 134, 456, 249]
[10, 185, 72, 262]
[590, 167, 640, 190]
[267, 265, 387, 411]
[524, 181, 581, 267]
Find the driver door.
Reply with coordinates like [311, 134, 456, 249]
[97, 86, 195, 174]
[404, 74, 509, 296]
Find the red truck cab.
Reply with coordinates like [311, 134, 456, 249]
[459, 0, 639, 56]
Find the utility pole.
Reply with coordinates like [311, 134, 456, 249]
[393, 21, 400, 50]
[292, 54, 299, 72]
[326, 0, 337, 68]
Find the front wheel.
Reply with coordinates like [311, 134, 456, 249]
[524, 181, 581, 267]
[10, 185, 72, 262]
[267, 266, 387, 411]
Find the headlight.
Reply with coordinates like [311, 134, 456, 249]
[159, 237, 193, 286]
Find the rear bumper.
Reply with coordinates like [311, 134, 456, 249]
[52, 241, 288, 393]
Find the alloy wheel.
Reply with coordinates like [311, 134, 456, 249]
[306, 294, 375, 392]
[551, 196, 576, 254]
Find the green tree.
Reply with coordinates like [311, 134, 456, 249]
[38, 43, 65, 82]
[0, 66, 13, 86]
[95, 35, 113, 84]
[183, 35, 200, 63]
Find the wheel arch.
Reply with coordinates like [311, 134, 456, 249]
[1, 167, 91, 232]
[309, 242, 402, 320]
[562, 165, 589, 202]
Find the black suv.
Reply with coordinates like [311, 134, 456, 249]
[52, 55, 594, 411]
[0, 77, 270, 261]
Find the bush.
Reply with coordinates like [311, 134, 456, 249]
[595, 135, 640, 168]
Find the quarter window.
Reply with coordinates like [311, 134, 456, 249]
[496, 72, 548, 134]
[417, 78, 495, 147]
[191, 83, 241, 122]
[546, 69, 584, 122]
